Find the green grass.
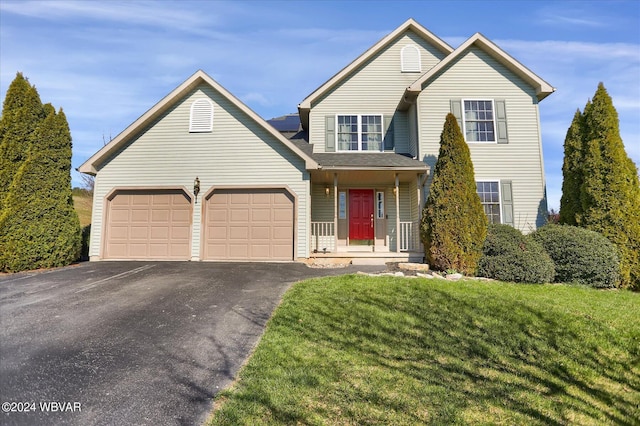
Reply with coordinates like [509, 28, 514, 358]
[72, 193, 92, 228]
[209, 276, 639, 425]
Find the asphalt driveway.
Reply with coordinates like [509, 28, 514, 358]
[0, 261, 381, 426]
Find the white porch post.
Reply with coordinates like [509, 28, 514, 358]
[395, 173, 400, 253]
[333, 173, 338, 252]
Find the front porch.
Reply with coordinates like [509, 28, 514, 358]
[308, 155, 429, 262]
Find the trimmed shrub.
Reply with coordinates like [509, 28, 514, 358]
[420, 113, 487, 274]
[531, 224, 620, 288]
[0, 107, 81, 272]
[478, 224, 555, 284]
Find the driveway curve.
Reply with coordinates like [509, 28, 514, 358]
[0, 261, 381, 426]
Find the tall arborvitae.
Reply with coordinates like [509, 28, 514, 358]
[558, 109, 585, 225]
[0, 73, 45, 211]
[420, 113, 488, 274]
[578, 83, 640, 289]
[0, 106, 81, 271]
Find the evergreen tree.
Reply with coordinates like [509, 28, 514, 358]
[0, 106, 81, 271]
[420, 113, 488, 274]
[578, 83, 640, 289]
[558, 109, 585, 225]
[0, 73, 45, 211]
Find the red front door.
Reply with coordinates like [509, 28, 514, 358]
[349, 189, 374, 240]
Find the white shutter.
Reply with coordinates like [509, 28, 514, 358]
[401, 45, 421, 72]
[189, 99, 213, 132]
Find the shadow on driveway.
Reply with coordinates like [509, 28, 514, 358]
[0, 261, 383, 426]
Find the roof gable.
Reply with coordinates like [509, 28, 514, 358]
[79, 70, 317, 174]
[407, 33, 555, 102]
[297, 18, 453, 128]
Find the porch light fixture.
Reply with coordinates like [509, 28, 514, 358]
[194, 177, 201, 203]
[325, 186, 330, 197]
[393, 187, 397, 195]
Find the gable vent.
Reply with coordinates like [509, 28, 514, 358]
[401, 45, 421, 72]
[190, 99, 213, 132]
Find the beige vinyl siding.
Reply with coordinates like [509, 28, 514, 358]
[418, 46, 547, 232]
[309, 30, 447, 153]
[311, 184, 334, 222]
[90, 84, 309, 259]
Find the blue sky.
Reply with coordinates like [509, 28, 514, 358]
[1, 0, 638, 210]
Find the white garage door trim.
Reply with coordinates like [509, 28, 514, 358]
[202, 186, 297, 261]
[103, 187, 193, 260]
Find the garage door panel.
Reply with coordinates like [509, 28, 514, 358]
[230, 209, 249, 222]
[204, 189, 294, 261]
[251, 193, 271, 204]
[172, 209, 191, 222]
[171, 226, 191, 239]
[229, 226, 249, 239]
[131, 226, 150, 239]
[229, 245, 249, 258]
[105, 190, 191, 260]
[170, 244, 189, 257]
[131, 197, 150, 206]
[230, 193, 250, 204]
[252, 208, 271, 221]
[250, 245, 270, 258]
[150, 226, 169, 239]
[131, 209, 150, 222]
[150, 208, 170, 221]
[251, 226, 270, 239]
[152, 194, 170, 204]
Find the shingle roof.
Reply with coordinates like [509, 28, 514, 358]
[312, 153, 428, 170]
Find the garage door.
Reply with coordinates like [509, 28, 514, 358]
[204, 189, 294, 261]
[105, 189, 191, 260]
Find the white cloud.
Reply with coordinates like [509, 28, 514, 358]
[0, 0, 215, 32]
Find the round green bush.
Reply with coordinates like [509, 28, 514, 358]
[477, 224, 555, 284]
[531, 224, 620, 288]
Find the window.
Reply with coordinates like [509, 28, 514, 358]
[339, 192, 346, 219]
[477, 181, 501, 224]
[190, 99, 213, 132]
[401, 45, 421, 72]
[376, 191, 384, 219]
[337, 115, 383, 151]
[464, 100, 495, 142]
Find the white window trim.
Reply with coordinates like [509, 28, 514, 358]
[335, 114, 384, 152]
[476, 179, 502, 224]
[401, 44, 421, 72]
[462, 99, 497, 144]
[376, 191, 385, 219]
[189, 99, 213, 132]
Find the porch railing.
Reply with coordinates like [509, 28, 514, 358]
[311, 221, 335, 253]
[399, 221, 420, 252]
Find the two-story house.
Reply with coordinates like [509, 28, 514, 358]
[79, 18, 553, 263]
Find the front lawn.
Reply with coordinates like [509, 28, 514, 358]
[209, 276, 639, 425]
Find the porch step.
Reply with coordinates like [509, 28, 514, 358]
[351, 257, 391, 265]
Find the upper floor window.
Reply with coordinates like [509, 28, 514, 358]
[477, 181, 501, 224]
[337, 115, 383, 151]
[464, 100, 495, 142]
[190, 99, 213, 132]
[401, 45, 421, 72]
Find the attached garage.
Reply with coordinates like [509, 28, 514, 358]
[104, 189, 192, 260]
[203, 188, 295, 261]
